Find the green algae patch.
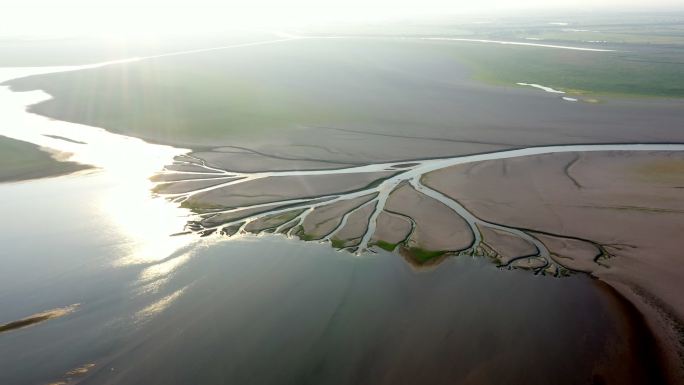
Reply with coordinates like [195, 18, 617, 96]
[375, 240, 398, 252]
[330, 238, 346, 248]
[295, 227, 316, 241]
[406, 247, 445, 264]
[180, 200, 226, 212]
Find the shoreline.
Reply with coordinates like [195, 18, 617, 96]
[0, 135, 94, 184]
[605, 278, 684, 384]
[591, 278, 672, 384]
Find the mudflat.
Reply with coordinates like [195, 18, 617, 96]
[5, 38, 684, 165]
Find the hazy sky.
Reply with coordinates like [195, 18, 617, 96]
[2, 0, 682, 36]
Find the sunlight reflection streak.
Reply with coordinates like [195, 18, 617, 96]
[134, 286, 189, 323]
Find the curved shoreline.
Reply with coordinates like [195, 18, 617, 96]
[592, 279, 671, 385]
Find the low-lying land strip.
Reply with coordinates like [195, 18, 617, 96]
[0, 136, 90, 183]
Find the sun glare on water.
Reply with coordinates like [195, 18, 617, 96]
[0, 67, 199, 268]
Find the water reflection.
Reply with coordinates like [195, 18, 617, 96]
[99, 179, 193, 266]
[0, 66, 196, 269]
[0, 233, 665, 385]
[0, 65, 202, 335]
[134, 285, 190, 324]
[139, 252, 193, 284]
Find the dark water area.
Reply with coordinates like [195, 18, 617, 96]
[0, 175, 666, 385]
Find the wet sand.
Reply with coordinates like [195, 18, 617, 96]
[302, 194, 376, 240]
[385, 183, 473, 252]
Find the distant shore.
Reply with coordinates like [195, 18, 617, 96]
[0, 136, 91, 183]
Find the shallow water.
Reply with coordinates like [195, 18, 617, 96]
[0, 172, 665, 385]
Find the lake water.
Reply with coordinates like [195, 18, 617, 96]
[0, 172, 665, 385]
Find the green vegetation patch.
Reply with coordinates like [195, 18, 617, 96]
[447, 42, 684, 98]
[179, 200, 226, 212]
[0, 136, 89, 183]
[251, 210, 303, 230]
[296, 227, 317, 241]
[407, 247, 445, 264]
[265, 211, 302, 227]
[374, 240, 397, 252]
[330, 238, 346, 248]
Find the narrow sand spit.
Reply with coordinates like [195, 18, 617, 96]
[420, 37, 614, 52]
[0, 304, 79, 334]
[516, 82, 580, 102]
[516, 82, 566, 93]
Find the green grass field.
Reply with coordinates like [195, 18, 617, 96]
[449, 42, 684, 98]
[374, 240, 398, 252]
[406, 247, 445, 264]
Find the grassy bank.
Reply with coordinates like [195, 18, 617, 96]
[0, 136, 90, 183]
[450, 42, 684, 98]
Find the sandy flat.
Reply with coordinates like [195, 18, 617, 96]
[385, 184, 473, 252]
[331, 203, 376, 247]
[244, 210, 304, 233]
[192, 148, 356, 173]
[534, 233, 602, 273]
[200, 204, 283, 228]
[511, 256, 548, 270]
[154, 177, 239, 194]
[371, 211, 413, 246]
[301, 194, 376, 239]
[186, 171, 393, 208]
[479, 226, 536, 265]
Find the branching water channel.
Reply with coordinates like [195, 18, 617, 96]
[156, 143, 684, 276]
